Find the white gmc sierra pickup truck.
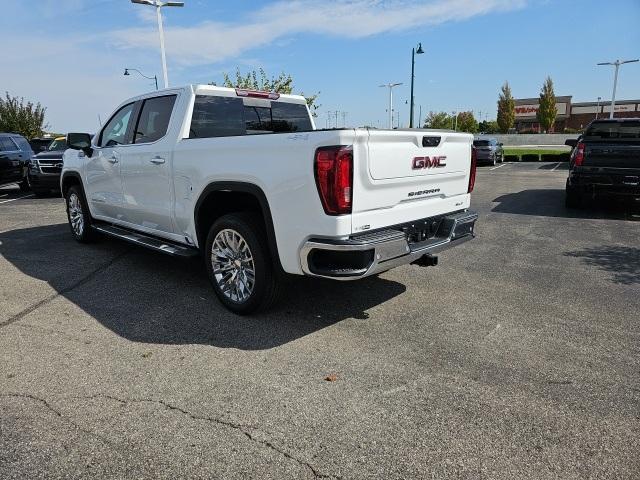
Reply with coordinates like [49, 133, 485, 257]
[62, 85, 478, 314]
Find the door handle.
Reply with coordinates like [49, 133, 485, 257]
[108, 154, 118, 164]
[150, 156, 166, 165]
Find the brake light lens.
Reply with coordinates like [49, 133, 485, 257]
[468, 146, 477, 193]
[573, 142, 585, 166]
[235, 88, 280, 100]
[314, 146, 353, 215]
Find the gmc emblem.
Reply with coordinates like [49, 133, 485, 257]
[412, 156, 447, 169]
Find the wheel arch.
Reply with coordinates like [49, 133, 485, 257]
[194, 182, 282, 271]
[60, 171, 83, 198]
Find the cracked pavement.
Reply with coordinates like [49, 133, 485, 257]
[1, 163, 639, 479]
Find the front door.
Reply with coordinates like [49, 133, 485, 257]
[120, 94, 177, 234]
[85, 102, 136, 220]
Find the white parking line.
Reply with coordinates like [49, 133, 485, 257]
[0, 193, 34, 204]
[489, 163, 508, 171]
[551, 162, 561, 171]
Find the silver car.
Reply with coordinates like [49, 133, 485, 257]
[473, 138, 504, 166]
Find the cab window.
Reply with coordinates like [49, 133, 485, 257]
[134, 95, 177, 144]
[99, 103, 135, 147]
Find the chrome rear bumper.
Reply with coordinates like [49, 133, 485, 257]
[300, 210, 478, 280]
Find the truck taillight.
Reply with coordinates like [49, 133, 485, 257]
[314, 146, 353, 215]
[573, 142, 585, 166]
[235, 88, 280, 100]
[468, 146, 477, 193]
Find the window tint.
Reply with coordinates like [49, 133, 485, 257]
[271, 102, 312, 133]
[134, 95, 177, 144]
[188, 95, 313, 138]
[189, 96, 245, 138]
[585, 121, 640, 139]
[0, 137, 19, 152]
[14, 137, 33, 153]
[100, 103, 135, 147]
[473, 140, 490, 147]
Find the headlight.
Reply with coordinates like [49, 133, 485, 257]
[29, 159, 39, 171]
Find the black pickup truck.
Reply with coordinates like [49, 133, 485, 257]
[565, 118, 640, 209]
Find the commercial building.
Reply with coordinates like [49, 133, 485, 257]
[512, 96, 640, 132]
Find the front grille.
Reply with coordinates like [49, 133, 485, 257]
[37, 158, 63, 174]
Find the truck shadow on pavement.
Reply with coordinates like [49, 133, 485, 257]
[0, 224, 406, 350]
[492, 189, 639, 220]
[565, 245, 640, 285]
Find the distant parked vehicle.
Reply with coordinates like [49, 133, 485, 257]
[565, 118, 640, 209]
[28, 136, 68, 197]
[0, 133, 33, 191]
[473, 137, 503, 166]
[29, 137, 55, 153]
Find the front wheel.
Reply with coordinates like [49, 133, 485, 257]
[65, 185, 97, 242]
[205, 213, 282, 314]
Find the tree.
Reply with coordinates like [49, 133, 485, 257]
[423, 111, 452, 129]
[478, 120, 499, 134]
[536, 76, 557, 133]
[455, 111, 478, 133]
[0, 92, 48, 139]
[217, 68, 320, 117]
[496, 81, 515, 134]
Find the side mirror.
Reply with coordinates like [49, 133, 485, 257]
[564, 139, 578, 148]
[498, 142, 503, 146]
[67, 132, 93, 157]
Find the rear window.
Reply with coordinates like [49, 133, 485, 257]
[473, 140, 491, 147]
[189, 95, 312, 139]
[13, 136, 33, 153]
[585, 121, 640, 139]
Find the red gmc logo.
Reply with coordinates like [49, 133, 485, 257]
[412, 156, 447, 169]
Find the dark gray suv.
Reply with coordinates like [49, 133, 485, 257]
[473, 137, 504, 166]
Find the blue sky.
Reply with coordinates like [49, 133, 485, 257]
[1, 0, 639, 132]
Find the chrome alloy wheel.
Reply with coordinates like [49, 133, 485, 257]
[211, 229, 256, 303]
[68, 193, 85, 237]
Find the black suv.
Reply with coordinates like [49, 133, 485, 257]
[0, 133, 33, 191]
[28, 136, 67, 196]
[566, 118, 640, 208]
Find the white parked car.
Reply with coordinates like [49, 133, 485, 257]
[62, 85, 478, 313]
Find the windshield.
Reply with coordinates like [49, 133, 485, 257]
[47, 138, 67, 151]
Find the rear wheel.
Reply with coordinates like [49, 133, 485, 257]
[65, 185, 97, 242]
[565, 187, 582, 209]
[205, 213, 282, 314]
[18, 179, 30, 192]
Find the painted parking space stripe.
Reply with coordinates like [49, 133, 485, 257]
[0, 193, 34, 204]
[551, 162, 562, 171]
[489, 163, 508, 171]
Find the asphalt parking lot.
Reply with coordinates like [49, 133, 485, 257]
[1, 163, 638, 479]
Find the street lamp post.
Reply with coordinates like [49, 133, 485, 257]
[595, 96, 601, 120]
[597, 59, 639, 119]
[409, 43, 424, 128]
[124, 68, 158, 90]
[131, 0, 185, 88]
[379, 83, 403, 129]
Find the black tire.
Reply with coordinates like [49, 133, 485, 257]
[492, 156, 497, 166]
[65, 185, 98, 242]
[205, 212, 282, 315]
[18, 179, 30, 192]
[565, 188, 582, 209]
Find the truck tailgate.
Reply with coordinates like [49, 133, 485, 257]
[351, 129, 473, 233]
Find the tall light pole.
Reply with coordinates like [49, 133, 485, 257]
[131, 0, 185, 88]
[379, 83, 402, 129]
[409, 42, 424, 128]
[595, 96, 601, 120]
[597, 59, 639, 119]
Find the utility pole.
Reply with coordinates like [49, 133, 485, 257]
[597, 58, 639, 118]
[341, 112, 348, 128]
[131, 0, 185, 88]
[379, 83, 403, 129]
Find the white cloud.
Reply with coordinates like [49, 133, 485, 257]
[112, 0, 526, 66]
